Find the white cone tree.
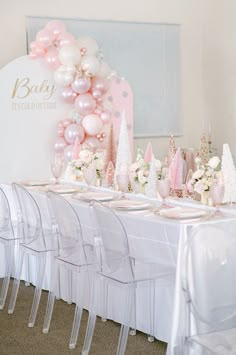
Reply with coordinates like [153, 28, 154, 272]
[115, 111, 132, 178]
[221, 143, 236, 203]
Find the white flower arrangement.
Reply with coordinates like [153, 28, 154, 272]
[129, 148, 150, 186]
[70, 149, 105, 179]
[187, 156, 221, 194]
[129, 148, 162, 186]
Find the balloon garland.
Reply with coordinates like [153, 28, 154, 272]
[30, 20, 115, 161]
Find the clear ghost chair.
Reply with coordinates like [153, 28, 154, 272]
[184, 223, 236, 355]
[0, 187, 18, 310]
[8, 183, 58, 328]
[43, 191, 97, 350]
[82, 201, 175, 355]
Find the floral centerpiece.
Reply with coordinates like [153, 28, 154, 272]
[70, 149, 105, 181]
[129, 148, 162, 192]
[187, 156, 221, 201]
[129, 148, 150, 188]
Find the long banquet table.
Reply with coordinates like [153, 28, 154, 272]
[1, 182, 236, 354]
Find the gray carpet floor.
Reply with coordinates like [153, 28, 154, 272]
[0, 281, 167, 355]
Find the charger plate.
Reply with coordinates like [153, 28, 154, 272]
[110, 199, 152, 211]
[159, 207, 210, 219]
[73, 192, 116, 202]
[20, 180, 51, 187]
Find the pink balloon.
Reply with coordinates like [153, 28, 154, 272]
[29, 50, 38, 59]
[71, 77, 91, 94]
[74, 93, 96, 116]
[57, 126, 65, 137]
[82, 136, 101, 150]
[45, 48, 60, 69]
[91, 88, 102, 100]
[62, 118, 73, 127]
[46, 20, 66, 39]
[57, 120, 64, 129]
[54, 137, 67, 153]
[64, 144, 74, 162]
[64, 123, 85, 144]
[59, 32, 75, 46]
[36, 29, 54, 48]
[91, 77, 110, 95]
[59, 86, 77, 104]
[30, 41, 46, 56]
[82, 114, 103, 136]
[100, 111, 111, 124]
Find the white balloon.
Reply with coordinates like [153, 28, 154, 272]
[81, 55, 100, 77]
[82, 114, 103, 136]
[54, 65, 75, 86]
[77, 36, 99, 55]
[97, 61, 112, 78]
[59, 44, 81, 65]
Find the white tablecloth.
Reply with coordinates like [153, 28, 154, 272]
[2, 182, 236, 353]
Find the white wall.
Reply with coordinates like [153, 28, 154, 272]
[0, 0, 207, 180]
[202, 0, 236, 158]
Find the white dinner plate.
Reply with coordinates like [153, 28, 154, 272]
[47, 186, 80, 194]
[21, 180, 51, 187]
[74, 192, 116, 202]
[159, 207, 210, 220]
[110, 199, 152, 211]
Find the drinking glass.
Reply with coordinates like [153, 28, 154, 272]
[211, 183, 225, 215]
[83, 164, 96, 186]
[51, 154, 63, 184]
[116, 174, 129, 199]
[157, 178, 170, 208]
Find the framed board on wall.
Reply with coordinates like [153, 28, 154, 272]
[26, 16, 182, 138]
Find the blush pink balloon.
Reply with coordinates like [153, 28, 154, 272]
[57, 120, 64, 129]
[100, 111, 111, 124]
[36, 29, 54, 48]
[64, 123, 85, 144]
[82, 136, 101, 150]
[60, 86, 77, 104]
[30, 41, 46, 57]
[64, 144, 74, 162]
[74, 93, 96, 116]
[62, 118, 73, 127]
[54, 137, 67, 153]
[91, 77, 110, 95]
[71, 77, 91, 94]
[59, 32, 75, 46]
[46, 20, 66, 39]
[91, 88, 102, 100]
[82, 114, 103, 136]
[45, 48, 60, 69]
[57, 126, 65, 137]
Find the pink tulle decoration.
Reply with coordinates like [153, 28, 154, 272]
[144, 142, 153, 163]
[73, 136, 81, 159]
[168, 147, 183, 190]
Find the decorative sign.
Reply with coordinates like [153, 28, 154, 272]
[0, 56, 68, 182]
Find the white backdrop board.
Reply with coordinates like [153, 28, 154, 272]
[0, 56, 68, 183]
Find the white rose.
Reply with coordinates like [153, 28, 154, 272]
[138, 170, 147, 184]
[208, 156, 220, 169]
[205, 170, 212, 177]
[75, 159, 83, 168]
[79, 150, 93, 163]
[129, 162, 140, 172]
[195, 157, 201, 166]
[192, 169, 205, 180]
[94, 158, 104, 170]
[155, 159, 162, 171]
